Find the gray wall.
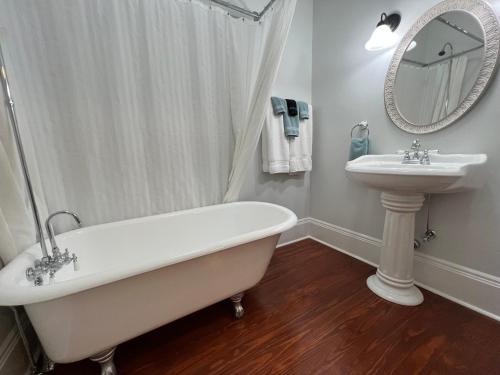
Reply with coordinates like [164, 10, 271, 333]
[311, 0, 500, 276]
[240, 0, 313, 219]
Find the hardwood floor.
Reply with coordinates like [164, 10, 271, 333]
[54, 239, 500, 374]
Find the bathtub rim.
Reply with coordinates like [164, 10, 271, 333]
[0, 201, 297, 306]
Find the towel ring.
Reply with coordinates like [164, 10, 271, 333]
[351, 121, 369, 138]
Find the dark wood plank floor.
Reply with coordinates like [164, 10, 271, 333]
[54, 239, 500, 374]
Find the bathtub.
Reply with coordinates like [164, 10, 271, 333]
[0, 202, 296, 372]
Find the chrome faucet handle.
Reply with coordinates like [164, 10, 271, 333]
[420, 149, 431, 165]
[63, 249, 73, 265]
[26, 265, 46, 286]
[403, 150, 411, 160]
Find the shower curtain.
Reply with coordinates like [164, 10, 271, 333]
[0, 0, 296, 248]
[0, 86, 48, 263]
[224, 0, 296, 202]
[430, 55, 468, 123]
[396, 55, 468, 125]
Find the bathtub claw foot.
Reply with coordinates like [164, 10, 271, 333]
[90, 347, 117, 375]
[230, 292, 244, 319]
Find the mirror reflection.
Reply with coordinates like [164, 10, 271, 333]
[394, 11, 484, 126]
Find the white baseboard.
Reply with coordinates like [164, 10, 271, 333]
[308, 218, 380, 266]
[281, 217, 500, 322]
[277, 217, 310, 247]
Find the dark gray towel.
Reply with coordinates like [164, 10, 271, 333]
[286, 99, 298, 116]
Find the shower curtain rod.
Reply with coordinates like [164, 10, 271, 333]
[437, 16, 485, 44]
[402, 44, 484, 67]
[211, 0, 278, 21]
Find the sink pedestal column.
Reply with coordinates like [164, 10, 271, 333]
[367, 192, 425, 306]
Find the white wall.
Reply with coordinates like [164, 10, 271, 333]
[311, 0, 500, 276]
[240, 0, 313, 219]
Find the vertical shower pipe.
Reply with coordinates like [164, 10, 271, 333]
[0, 41, 49, 258]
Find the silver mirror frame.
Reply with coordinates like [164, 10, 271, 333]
[385, 0, 500, 134]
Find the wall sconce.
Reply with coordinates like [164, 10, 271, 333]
[365, 12, 401, 51]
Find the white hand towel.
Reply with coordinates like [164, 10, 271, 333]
[262, 103, 290, 174]
[289, 104, 313, 173]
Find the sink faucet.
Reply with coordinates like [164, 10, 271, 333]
[402, 139, 431, 165]
[411, 139, 421, 159]
[25, 210, 82, 286]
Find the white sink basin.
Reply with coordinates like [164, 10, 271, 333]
[344, 153, 487, 307]
[345, 153, 488, 193]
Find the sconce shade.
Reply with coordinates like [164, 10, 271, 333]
[365, 12, 401, 51]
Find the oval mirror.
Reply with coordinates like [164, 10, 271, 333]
[385, 0, 500, 134]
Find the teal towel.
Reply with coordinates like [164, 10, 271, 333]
[271, 97, 299, 137]
[297, 101, 309, 120]
[286, 114, 299, 137]
[349, 137, 369, 161]
[271, 97, 286, 115]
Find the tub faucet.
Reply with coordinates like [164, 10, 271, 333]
[26, 210, 82, 286]
[46, 210, 82, 256]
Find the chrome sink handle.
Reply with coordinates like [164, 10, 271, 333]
[420, 149, 431, 165]
[403, 150, 411, 162]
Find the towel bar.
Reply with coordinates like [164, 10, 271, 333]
[351, 121, 369, 138]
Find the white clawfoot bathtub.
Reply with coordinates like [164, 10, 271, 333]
[0, 202, 296, 371]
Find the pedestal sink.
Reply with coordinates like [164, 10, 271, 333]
[345, 153, 487, 306]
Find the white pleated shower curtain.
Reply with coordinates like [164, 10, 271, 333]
[224, 0, 296, 202]
[430, 55, 468, 123]
[396, 56, 468, 125]
[0, 0, 296, 260]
